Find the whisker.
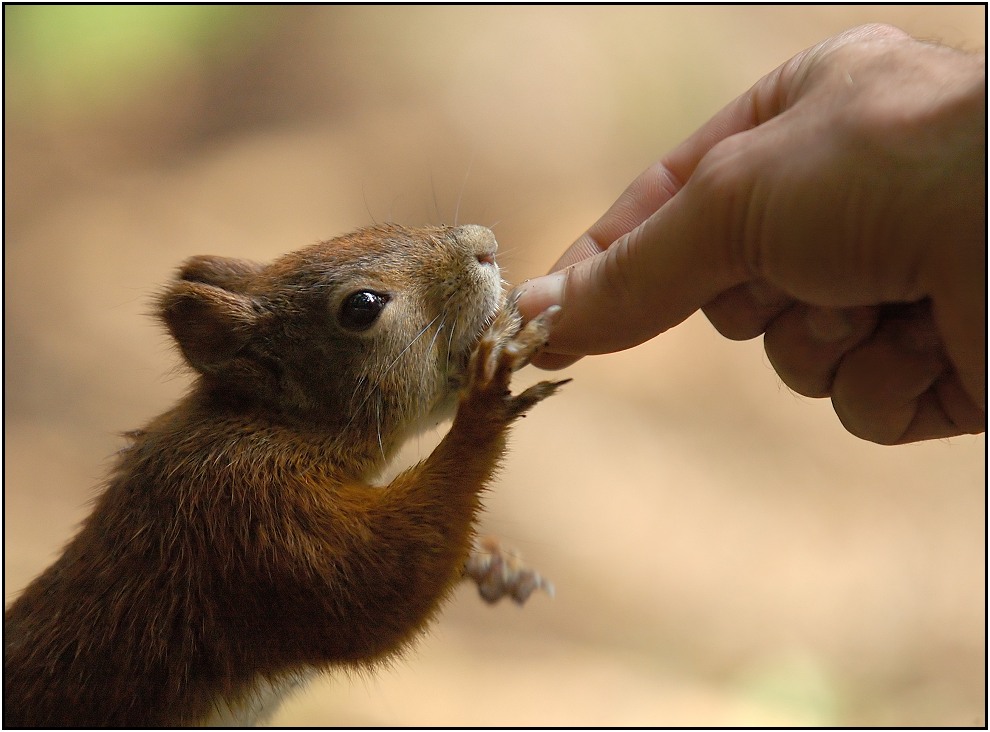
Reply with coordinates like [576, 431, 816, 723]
[342, 305, 450, 434]
[454, 152, 476, 227]
[445, 316, 457, 376]
[381, 311, 445, 376]
[429, 165, 442, 225]
[362, 184, 378, 225]
[424, 314, 447, 396]
[426, 315, 447, 358]
[494, 244, 521, 258]
[387, 194, 400, 224]
[376, 399, 386, 461]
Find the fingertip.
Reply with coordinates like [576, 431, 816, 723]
[529, 351, 582, 371]
[513, 272, 566, 322]
[512, 276, 578, 370]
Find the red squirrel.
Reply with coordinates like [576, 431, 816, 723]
[3, 223, 566, 726]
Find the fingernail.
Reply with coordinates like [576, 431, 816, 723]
[514, 272, 566, 321]
[805, 306, 853, 343]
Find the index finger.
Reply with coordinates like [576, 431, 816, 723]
[547, 58, 793, 276]
[547, 24, 907, 280]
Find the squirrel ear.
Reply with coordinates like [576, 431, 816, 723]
[159, 279, 260, 372]
[176, 255, 265, 291]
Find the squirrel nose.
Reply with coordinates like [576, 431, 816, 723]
[452, 225, 498, 265]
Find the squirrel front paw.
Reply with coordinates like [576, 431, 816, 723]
[460, 299, 569, 423]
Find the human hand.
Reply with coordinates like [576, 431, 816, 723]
[516, 24, 985, 445]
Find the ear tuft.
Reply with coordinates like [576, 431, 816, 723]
[159, 281, 260, 372]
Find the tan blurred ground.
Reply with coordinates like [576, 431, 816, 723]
[4, 6, 985, 727]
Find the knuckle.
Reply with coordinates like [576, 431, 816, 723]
[690, 135, 766, 279]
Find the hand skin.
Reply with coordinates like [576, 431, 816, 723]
[516, 24, 986, 445]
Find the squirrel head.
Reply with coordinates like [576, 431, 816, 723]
[159, 224, 503, 445]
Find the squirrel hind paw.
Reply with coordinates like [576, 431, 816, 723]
[463, 536, 555, 606]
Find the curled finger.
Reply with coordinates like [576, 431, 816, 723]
[763, 305, 879, 398]
[830, 305, 956, 444]
[703, 279, 794, 341]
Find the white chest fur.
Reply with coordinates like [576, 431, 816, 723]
[199, 671, 315, 727]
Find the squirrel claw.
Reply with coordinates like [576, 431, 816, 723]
[509, 378, 571, 418]
[465, 300, 565, 414]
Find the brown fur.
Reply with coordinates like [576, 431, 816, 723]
[3, 223, 565, 726]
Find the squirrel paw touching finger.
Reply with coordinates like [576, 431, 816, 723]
[462, 300, 569, 422]
[482, 295, 561, 374]
[463, 535, 555, 605]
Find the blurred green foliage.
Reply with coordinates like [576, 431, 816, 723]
[733, 651, 842, 725]
[4, 5, 267, 113]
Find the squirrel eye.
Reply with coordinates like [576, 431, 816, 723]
[338, 290, 390, 331]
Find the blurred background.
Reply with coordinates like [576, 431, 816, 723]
[4, 5, 985, 726]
